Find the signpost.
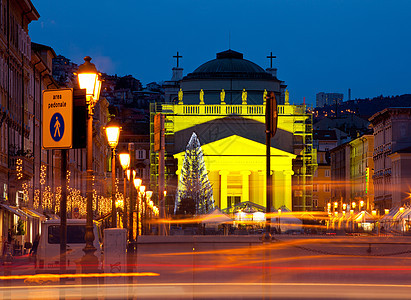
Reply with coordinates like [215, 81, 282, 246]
[42, 89, 73, 149]
[42, 88, 75, 281]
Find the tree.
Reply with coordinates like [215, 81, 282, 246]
[175, 132, 214, 216]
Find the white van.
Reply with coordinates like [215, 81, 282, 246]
[35, 219, 102, 273]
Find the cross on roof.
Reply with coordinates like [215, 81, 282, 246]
[267, 52, 276, 68]
[173, 51, 182, 68]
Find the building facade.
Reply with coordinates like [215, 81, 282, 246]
[316, 92, 343, 108]
[369, 107, 411, 212]
[349, 134, 374, 211]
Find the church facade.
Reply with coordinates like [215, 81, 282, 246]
[151, 50, 316, 213]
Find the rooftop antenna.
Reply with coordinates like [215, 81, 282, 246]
[229, 31, 231, 50]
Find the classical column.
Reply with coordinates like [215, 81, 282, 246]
[219, 170, 229, 209]
[273, 170, 285, 209]
[241, 171, 251, 203]
[283, 170, 294, 210]
[258, 171, 266, 208]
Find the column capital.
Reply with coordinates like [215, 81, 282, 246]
[219, 170, 229, 176]
[240, 170, 251, 176]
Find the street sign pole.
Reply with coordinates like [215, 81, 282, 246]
[42, 88, 74, 281]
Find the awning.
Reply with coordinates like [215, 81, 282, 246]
[22, 208, 46, 221]
[0, 204, 29, 220]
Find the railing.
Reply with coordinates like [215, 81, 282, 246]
[161, 104, 307, 116]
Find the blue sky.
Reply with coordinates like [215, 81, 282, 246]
[30, 0, 411, 106]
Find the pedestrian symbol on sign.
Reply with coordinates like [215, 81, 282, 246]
[50, 113, 65, 142]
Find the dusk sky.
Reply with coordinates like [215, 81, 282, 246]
[30, 0, 411, 106]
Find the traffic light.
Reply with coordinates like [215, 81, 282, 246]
[265, 91, 278, 138]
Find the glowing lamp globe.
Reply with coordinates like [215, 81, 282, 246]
[105, 120, 120, 148]
[77, 56, 101, 102]
[133, 178, 142, 189]
[119, 152, 130, 170]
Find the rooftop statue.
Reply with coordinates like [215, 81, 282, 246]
[199, 89, 204, 104]
[178, 88, 183, 104]
[220, 89, 226, 104]
[242, 89, 247, 105]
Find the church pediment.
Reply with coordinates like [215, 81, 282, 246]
[175, 134, 295, 158]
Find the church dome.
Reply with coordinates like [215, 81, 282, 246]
[185, 50, 273, 80]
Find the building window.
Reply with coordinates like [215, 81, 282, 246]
[325, 169, 330, 177]
[324, 184, 330, 192]
[136, 149, 146, 160]
[228, 196, 241, 208]
[312, 198, 318, 208]
[313, 184, 318, 192]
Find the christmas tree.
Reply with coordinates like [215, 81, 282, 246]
[175, 132, 214, 215]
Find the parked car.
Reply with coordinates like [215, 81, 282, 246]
[35, 219, 102, 274]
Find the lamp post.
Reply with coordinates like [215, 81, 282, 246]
[119, 151, 130, 229]
[145, 191, 153, 234]
[139, 185, 146, 236]
[77, 56, 101, 273]
[131, 178, 142, 241]
[105, 120, 121, 228]
[277, 209, 281, 234]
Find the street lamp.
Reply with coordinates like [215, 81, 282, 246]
[131, 178, 142, 241]
[139, 185, 146, 236]
[105, 119, 121, 228]
[77, 56, 101, 273]
[277, 209, 281, 233]
[119, 151, 130, 229]
[145, 191, 153, 234]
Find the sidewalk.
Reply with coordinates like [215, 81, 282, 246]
[1, 253, 35, 276]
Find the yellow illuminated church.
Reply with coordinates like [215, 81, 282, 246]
[150, 50, 316, 212]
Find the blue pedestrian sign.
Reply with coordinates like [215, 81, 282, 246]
[50, 113, 65, 142]
[42, 89, 73, 149]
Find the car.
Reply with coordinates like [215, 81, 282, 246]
[35, 219, 102, 274]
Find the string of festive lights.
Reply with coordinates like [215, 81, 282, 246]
[40, 165, 46, 185]
[16, 158, 23, 179]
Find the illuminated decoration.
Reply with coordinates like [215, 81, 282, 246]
[334, 202, 338, 209]
[22, 183, 29, 205]
[16, 158, 23, 179]
[42, 186, 54, 211]
[67, 170, 71, 185]
[40, 165, 47, 185]
[352, 202, 356, 209]
[55, 187, 61, 213]
[384, 209, 390, 215]
[175, 132, 214, 215]
[33, 189, 40, 209]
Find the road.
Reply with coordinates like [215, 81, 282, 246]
[2, 235, 411, 299]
